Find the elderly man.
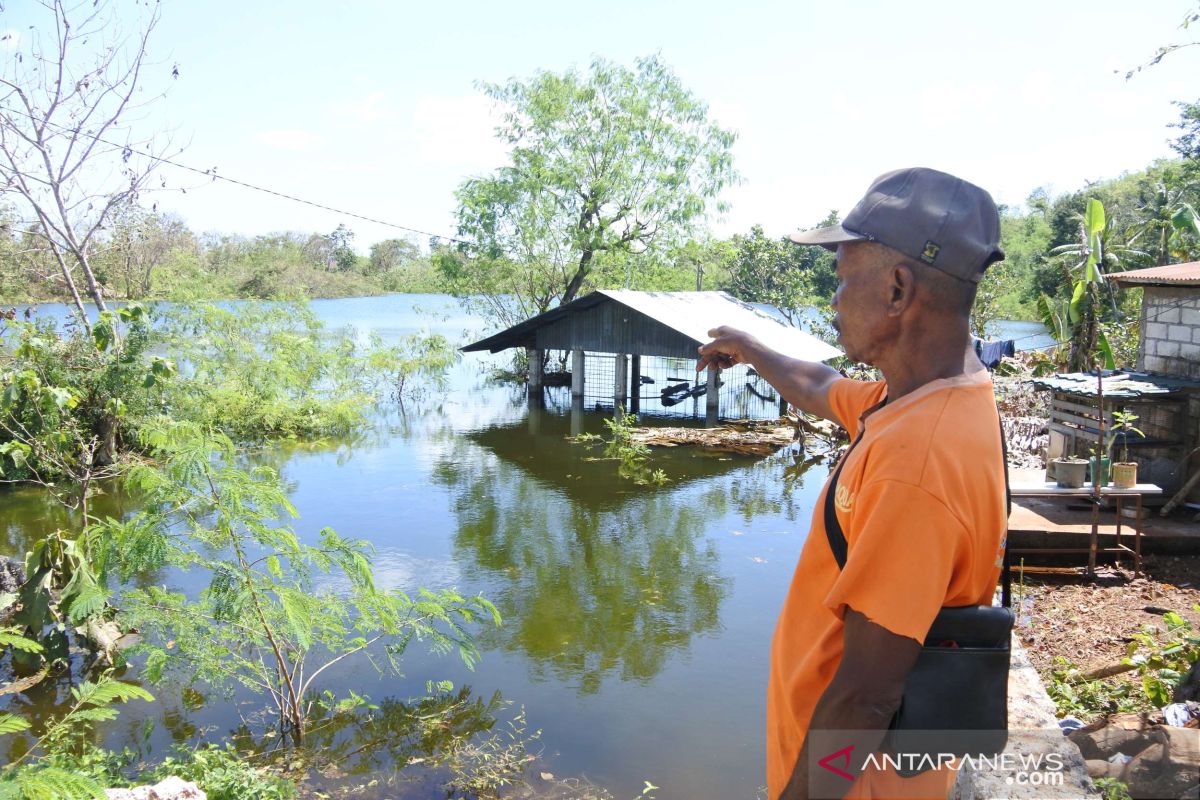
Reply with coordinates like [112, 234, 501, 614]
[698, 168, 1009, 800]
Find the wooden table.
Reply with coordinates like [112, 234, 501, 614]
[1008, 482, 1163, 577]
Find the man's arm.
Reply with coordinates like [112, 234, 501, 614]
[696, 326, 842, 423]
[778, 608, 922, 800]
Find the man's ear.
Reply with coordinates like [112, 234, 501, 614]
[886, 263, 917, 317]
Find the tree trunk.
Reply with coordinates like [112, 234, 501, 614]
[74, 247, 108, 313]
[561, 249, 594, 306]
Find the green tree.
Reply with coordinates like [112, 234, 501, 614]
[1172, 99, 1200, 165]
[329, 223, 358, 272]
[1126, 178, 1200, 265]
[99, 422, 499, 747]
[442, 55, 738, 330]
[100, 205, 196, 299]
[0, 0, 174, 329]
[723, 217, 837, 325]
[369, 237, 421, 274]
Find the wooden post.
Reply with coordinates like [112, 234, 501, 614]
[571, 348, 585, 399]
[706, 367, 719, 427]
[614, 353, 628, 410]
[630, 355, 641, 414]
[780, 395, 788, 417]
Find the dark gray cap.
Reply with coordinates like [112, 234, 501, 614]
[789, 167, 1004, 282]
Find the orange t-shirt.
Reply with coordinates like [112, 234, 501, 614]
[765, 372, 1007, 800]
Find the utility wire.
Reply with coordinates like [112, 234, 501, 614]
[0, 106, 476, 246]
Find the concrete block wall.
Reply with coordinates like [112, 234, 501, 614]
[1138, 286, 1200, 378]
[1135, 286, 1200, 503]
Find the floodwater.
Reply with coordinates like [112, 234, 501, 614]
[0, 295, 1046, 799]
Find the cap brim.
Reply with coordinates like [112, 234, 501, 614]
[787, 224, 869, 251]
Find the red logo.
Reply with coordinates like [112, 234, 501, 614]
[818, 745, 855, 781]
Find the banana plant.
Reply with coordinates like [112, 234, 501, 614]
[1046, 199, 1139, 373]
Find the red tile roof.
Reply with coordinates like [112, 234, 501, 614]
[1110, 261, 1200, 286]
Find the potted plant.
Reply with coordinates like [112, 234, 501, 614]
[1110, 410, 1144, 489]
[1053, 456, 1090, 489]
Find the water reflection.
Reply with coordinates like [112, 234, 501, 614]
[433, 410, 751, 694]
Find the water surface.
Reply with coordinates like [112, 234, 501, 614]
[0, 296, 1046, 798]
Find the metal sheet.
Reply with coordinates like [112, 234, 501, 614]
[598, 290, 841, 362]
[1109, 261, 1200, 286]
[463, 290, 843, 363]
[1030, 370, 1200, 398]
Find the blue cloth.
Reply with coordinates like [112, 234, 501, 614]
[973, 337, 1015, 370]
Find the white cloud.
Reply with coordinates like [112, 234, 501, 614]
[412, 94, 510, 172]
[255, 129, 322, 152]
[333, 90, 393, 123]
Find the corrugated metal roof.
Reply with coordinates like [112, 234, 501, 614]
[1109, 261, 1200, 286]
[462, 290, 843, 363]
[1030, 370, 1200, 398]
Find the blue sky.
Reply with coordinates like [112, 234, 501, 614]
[3, 0, 1197, 250]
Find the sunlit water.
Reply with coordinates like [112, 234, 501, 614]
[0, 296, 1047, 798]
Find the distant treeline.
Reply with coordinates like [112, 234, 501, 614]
[0, 158, 1196, 318]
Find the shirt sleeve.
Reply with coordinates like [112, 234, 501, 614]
[822, 479, 967, 643]
[827, 379, 887, 439]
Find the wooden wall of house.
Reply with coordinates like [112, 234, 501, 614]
[533, 298, 698, 358]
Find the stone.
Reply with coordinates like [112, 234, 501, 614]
[105, 777, 206, 800]
[1119, 727, 1200, 800]
[1069, 722, 1156, 761]
[1085, 758, 1127, 781]
[1174, 662, 1200, 703]
[952, 640, 1099, 799]
[0, 557, 24, 594]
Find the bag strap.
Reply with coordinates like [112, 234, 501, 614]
[822, 402, 1013, 608]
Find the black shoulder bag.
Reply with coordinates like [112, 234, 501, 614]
[823, 414, 1014, 777]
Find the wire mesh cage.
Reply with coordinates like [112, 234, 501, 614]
[540, 350, 785, 421]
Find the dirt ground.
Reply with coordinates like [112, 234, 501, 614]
[1014, 554, 1200, 676]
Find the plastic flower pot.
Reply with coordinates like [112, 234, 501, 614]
[1112, 462, 1138, 489]
[1089, 456, 1110, 488]
[1054, 458, 1088, 489]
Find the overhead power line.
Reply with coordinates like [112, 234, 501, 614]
[0, 107, 475, 246]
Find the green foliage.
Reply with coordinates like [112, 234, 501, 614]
[444, 54, 738, 332]
[723, 221, 837, 324]
[0, 767, 106, 800]
[1108, 410, 1144, 464]
[0, 672, 153, 799]
[9, 531, 112, 672]
[99, 422, 499, 746]
[1045, 656, 1144, 720]
[1173, 98, 1200, 164]
[1123, 606, 1200, 707]
[150, 745, 295, 800]
[0, 304, 159, 487]
[1093, 777, 1133, 800]
[156, 302, 376, 441]
[444, 708, 538, 800]
[598, 409, 668, 486]
[389, 332, 459, 400]
[1043, 198, 1140, 372]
